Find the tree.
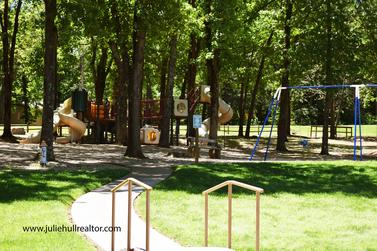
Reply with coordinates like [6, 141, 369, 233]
[40, 0, 58, 160]
[185, 0, 200, 139]
[276, 0, 292, 152]
[91, 41, 112, 143]
[204, 0, 220, 157]
[245, 31, 274, 138]
[108, 0, 132, 146]
[159, 35, 177, 147]
[125, 0, 146, 158]
[0, 0, 22, 141]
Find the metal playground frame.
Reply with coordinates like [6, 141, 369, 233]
[249, 84, 377, 161]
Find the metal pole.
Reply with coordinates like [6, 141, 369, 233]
[264, 99, 279, 161]
[195, 128, 199, 163]
[353, 89, 358, 161]
[357, 94, 363, 160]
[250, 97, 276, 160]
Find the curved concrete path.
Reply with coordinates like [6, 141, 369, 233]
[71, 165, 185, 251]
[71, 146, 236, 251]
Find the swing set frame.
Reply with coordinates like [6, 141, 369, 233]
[249, 84, 377, 161]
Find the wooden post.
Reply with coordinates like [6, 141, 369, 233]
[195, 128, 199, 163]
[256, 191, 261, 251]
[204, 193, 208, 247]
[146, 190, 150, 251]
[228, 184, 232, 249]
[127, 181, 132, 251]
[223, 124, 226, 148]
[111, 191, 115, 251]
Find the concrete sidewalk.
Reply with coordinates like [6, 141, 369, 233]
[71, 164, 181, 251]
[71, 163, 233, 251]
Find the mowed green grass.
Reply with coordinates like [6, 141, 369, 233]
[174, 125, 377, 138]
[0, 168, 129, 251]
[1, 124, 376, 138]
[135, 161, 377, 250]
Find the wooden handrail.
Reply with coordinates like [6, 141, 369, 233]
[203, 180, 264, 251]
[111, 178, 152, 251]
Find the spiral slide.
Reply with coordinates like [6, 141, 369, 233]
[20, 98, 86, 144]
[198, 85, 233, 137]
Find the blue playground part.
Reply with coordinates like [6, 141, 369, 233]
[264, 99, 279, 161]
[249, 97, 276, 161]
[250, 84, 377, 161]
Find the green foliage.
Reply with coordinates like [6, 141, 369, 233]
[2, 0, 377, 126]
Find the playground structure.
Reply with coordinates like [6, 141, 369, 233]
[14, 84, 233, 147]
[83, 84, 233, 146]
[19, 98, 86, 144]
[198, 85, 234, 137]
[250, 84, 377, 161]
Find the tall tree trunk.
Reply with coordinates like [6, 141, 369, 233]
[110, 42, 129, 145]
[175, 73, 187, 145]
[238, 81, 246, 137]
[1, 0, 22, 140]
[41, 0, 57, 160]
[144, 79, 153, 124]
[276, 0, 292, 152]
[0, 84, 4, 123]
[109, 1, 130, 145]
[186, 0, 200, 138]
[125, 28, 146, 158]
[22, 76, 29, 127]
[159, 57, 168, 125]
[321, 0, 333, 155]
[245, 31, 274, 138]
[205, 0, 220, 150]
[208, 49, 220, 144]
[91, 43, 110, 143]
[159, 35, 178, 147]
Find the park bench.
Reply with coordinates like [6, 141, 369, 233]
[187, 136, 221, 158]
[310, 125, 353, 139]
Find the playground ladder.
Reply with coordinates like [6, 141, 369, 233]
[111, 178, 152, 251]
[202, 180, 264, 251]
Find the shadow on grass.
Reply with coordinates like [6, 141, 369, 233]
[156, 162, 377, 198]
[0, 169, 129, 203]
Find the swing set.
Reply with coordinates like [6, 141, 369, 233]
[250, 84, 377, 161]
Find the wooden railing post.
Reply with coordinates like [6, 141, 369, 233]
[202, 180, 263, 251]
[127, 181, 132, 251]
[146, 190, 150, 251]
[256, 191, 261, 251]
[205, 193, 208, 247]
[111, 191, 115, 251]
[228, 184, 232, 249]
[111, 178, 152, 251]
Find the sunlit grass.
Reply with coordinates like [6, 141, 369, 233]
[0, 168, 129, 251]
[136, 161, 377, 250]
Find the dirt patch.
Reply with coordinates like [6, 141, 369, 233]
[1, 136, 376, 170]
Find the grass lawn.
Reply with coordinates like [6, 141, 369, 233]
[0, 168, 129, 251]
[178, 124, 377, 137]
[136, 161, 377, 250]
